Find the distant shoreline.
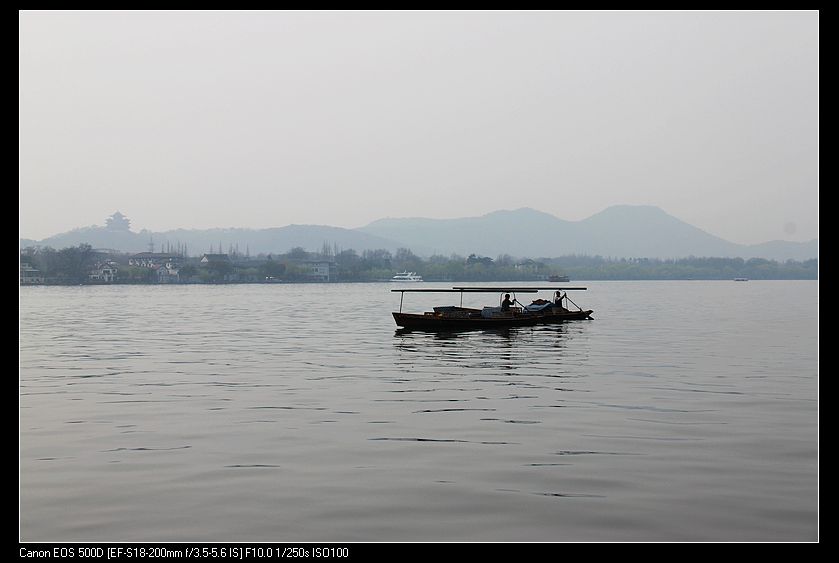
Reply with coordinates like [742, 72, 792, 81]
[20, 277, 818, 287]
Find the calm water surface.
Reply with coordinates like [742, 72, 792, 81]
[19, 281, 818, 541]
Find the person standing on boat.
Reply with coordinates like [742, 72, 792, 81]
[501, 293, 513, 312]
[554, 291, 565, 310]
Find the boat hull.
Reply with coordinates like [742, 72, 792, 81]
[527, 309, 594, 323]
[392, 312, 539, 331]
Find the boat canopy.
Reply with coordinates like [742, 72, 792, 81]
[391, 288, 539, 293]
[391, 287, 585, 293]
[391, 286, 587, 313]
[450, 286, 587, 291]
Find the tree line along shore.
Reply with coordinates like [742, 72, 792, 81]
[19, 244, 817, 285]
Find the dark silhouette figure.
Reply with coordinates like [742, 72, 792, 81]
[554, 291, 565, 309]
[501, 293, 513, 312]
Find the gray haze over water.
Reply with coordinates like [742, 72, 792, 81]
[19, 11, 818, 245]
[20, 282, 818, 541]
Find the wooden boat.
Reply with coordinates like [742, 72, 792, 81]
[392, 287, 592, 331]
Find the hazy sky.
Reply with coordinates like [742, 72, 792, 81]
[20, 11, 818, 245]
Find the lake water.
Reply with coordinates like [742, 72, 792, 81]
[19, 281, 818, 541]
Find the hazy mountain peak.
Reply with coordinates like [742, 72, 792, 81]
[584, 204, 671, 220]
[365, 207, 566, 229]
[484, 207, 556, 218]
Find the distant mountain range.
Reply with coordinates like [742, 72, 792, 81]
[20, 206, 818, 261]
[360, 206, 818, 261]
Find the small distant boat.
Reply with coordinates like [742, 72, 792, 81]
[734, 277, 749, 282]
[391, 271, 423, 282]
[548, 274, 570, 283]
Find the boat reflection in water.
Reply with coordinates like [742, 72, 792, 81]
[391, 286, 593, 332]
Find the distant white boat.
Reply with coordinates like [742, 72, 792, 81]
[734, 277, 749, 282]
[391, 271, 423, 282]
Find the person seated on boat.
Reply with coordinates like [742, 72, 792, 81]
[554, 291, 566, 310]
[501, 293, 514, 312]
